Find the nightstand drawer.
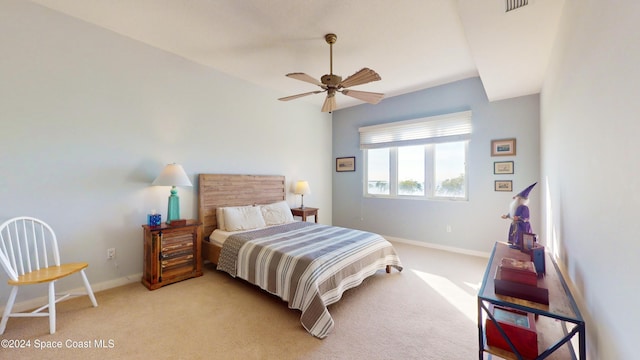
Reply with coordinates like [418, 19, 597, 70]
[161, 239, 193, 253]
[161, 246, 193, 260]
[161, 253, 194, 271]
[161, 259, 195, 279]
[161, 232, 193, 246]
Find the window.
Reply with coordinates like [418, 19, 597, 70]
[360, 111, 471, 200]
[398, 146, 424, 196]
[366, 148, 390, 195]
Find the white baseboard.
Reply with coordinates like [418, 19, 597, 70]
[89, 272, 143, 293]
[384, 235, 491, 258]
[1, 272, 142, 314]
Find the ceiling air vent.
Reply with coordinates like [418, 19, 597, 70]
[505, 0, 528, 12]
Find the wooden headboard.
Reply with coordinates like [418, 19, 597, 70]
[198, 174, 286, 239]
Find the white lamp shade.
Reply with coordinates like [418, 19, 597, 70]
[294, 181, 311, 195]
[152, 163, 192, 187]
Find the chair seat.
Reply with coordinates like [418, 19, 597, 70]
[8, 263, 89, 286]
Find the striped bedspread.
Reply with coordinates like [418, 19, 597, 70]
[217, 221, 403, 338]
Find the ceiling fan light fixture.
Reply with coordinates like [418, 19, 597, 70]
[321, 94, 337, 113]
[278, 32, 384, 112]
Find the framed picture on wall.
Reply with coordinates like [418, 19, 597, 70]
[336, 157, 356, 172]
[494, 161, 514, 174]
[520, 232, 537, 251]
[491, 138, 516, 156]
[494, 180, 513, 192]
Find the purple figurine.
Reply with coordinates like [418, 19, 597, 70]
[501, 182, 536, 246]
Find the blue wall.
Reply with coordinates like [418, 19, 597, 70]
[332, 77, 540, 254]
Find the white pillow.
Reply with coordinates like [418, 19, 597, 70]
[216, 208, 226, 230]
[223, 205, 266, 232]
[260, 201, 295, 226]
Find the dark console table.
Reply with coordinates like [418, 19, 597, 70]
[477, 242, 586, 359]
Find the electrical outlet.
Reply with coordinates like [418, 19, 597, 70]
[446, 225, 452, 233]
[107, 248, 116, 260]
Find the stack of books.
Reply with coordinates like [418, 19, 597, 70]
[494, 257, 549, 305]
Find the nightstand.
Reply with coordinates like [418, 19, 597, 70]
[142, 219, 202, 290]
[291, 207, 318, 223]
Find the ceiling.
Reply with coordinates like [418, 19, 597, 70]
[30, 0, 565, 111]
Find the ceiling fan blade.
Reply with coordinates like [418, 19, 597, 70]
[321, 95, 337, 112]
[278, 91, 323, 101]
[341, 89, 384, 104]
[338, 68, 381, 89]
[285, 73, 323, 86]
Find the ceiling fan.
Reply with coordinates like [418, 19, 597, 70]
[278, 33, 384, 112]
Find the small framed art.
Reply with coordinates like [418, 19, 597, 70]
[485, 304, 538, 359]
[336, 157, 355, 172]
[491, 138, 516, 156]
[494, 180, 512, 192]
[494, 161, 514, 174]
[520, 232, 537, 251]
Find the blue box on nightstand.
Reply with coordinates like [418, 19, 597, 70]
[147, 213, 162, 226]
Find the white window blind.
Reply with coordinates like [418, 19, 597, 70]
[359, 110, 472, 149]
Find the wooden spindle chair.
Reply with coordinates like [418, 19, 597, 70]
[0, 217, 98, 334]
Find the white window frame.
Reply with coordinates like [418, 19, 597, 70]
[360, 111, 471, 201]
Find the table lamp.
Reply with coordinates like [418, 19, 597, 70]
[294, 181, 311, 209]
[152, 163, 192, 224]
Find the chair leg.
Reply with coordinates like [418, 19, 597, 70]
[80, 269, 98, 307]
[0, 286, 19, 335]
[49, 281, 56, 334]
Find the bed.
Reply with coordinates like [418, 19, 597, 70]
[197, 174, 403, 338]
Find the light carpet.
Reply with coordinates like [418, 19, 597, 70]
[0, 242, 489, 360]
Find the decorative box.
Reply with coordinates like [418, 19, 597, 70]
[498, 257, 538, 286]
[526, 244, 546, 274]
[147, 213, 162, 226]
[485, 304, 538, 359]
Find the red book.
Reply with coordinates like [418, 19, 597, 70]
[498, 257, 538, 286]
[485, 304, 538, 359]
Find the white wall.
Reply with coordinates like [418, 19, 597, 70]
[332, 78, 541, 254]
[541, 1, 640, 358]
[0, 1, 332, 305]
